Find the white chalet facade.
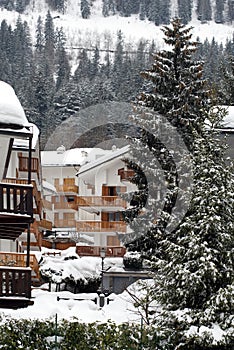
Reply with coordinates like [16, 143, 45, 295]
[41, 145, 136, 247]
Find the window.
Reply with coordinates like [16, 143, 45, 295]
[102, 186, 126, 196]
[102, 212, 123, 222]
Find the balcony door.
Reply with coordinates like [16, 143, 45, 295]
[102, 186, 126, 196]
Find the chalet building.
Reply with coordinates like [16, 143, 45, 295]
[41, 145, 136, 249]
[76, 145, 136, 247]
[0, 81, 45, 308]
[40, 146, 107, 245]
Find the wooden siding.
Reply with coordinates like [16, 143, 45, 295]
[76, 220, 126, 232]
[77, 196, 126, 208]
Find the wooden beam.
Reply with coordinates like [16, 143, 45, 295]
[3, 138, 14, 179]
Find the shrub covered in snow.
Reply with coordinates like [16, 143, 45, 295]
[123, 251, 143, 270]
[40, 254, 102, 293]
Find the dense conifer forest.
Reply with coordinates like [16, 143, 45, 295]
[0, 0, 233, 146]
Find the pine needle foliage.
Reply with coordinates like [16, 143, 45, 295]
[125, 18, 234, 349]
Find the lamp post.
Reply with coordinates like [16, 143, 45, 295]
[100, 247, 106, 293]
[99, 247, 106, 307]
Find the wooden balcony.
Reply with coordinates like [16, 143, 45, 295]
[0, 252, 40, 280]
[0, 182, 33, 240]
[3, 178, 42, 217]
[53, 201, 78, 210]
[76, 220, 126, 232]
[54, 178, 79, 194]
[42, 238, 76, 250]
[76, 245, 126, 257]
[0, 182, 33, 215]
[0, 266, 33, 308]
[55, 184, 79, 193]
[77, 196, 126, 208]
[54, 219, 77, 228]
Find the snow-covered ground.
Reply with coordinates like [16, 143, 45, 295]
[0, 250, 148, 324]
[0, 247, 144, 323]
[0, 247, 229, 345]
[0, 287, 142, 324]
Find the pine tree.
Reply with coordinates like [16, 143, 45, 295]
[44, 10, 55, 66]
[139, 0, 147, 20]
[197, 0, 212, 22]
[35, 16, 44, 53]
[215, 0, 225, 23]
[0, 0, 15, 10]
[52, 80, 81, 124]
[80, 0, 91, 19]
[102, 0, 115, 16]
[202, 38, 224, 85]
[111, 30, 125, 96]
[227, 0, 234, 22]
[102, 0, 110, 17]
[15, 0, 30, 13]
[154, 108, 234, 348]
[12, 17, 33, 92]
[178, 0, 192, 24]
[90, 46, 100, 79]
[73, 49, 91, 81]
[54, 27, 70, 89]
[219, 56, 234, 105]
[124, 18, 234, 349]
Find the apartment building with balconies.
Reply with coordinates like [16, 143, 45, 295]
[41, 145, 136, 248]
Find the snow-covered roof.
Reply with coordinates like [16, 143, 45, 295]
[0, 81, 29, 129]
[41, 147, 108, 167]
[77, 145, 129, 176]
[13, 123, 40, 150]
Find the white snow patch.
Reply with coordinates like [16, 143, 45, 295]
[0, 81, 29, 127]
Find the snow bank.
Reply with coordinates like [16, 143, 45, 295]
[0, 81, 29, 128]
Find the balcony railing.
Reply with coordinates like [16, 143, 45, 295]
[77, 196, 126, 208]
[0, 252, 40, 280]
[76, 245, 126, 257]
[0, 182, 33, 217]
[55, 184, 79, 193]
[3, 178, 41, 216]
[53, 201, 78, 210]
[0, 266, 31, 299]
[76, 220, 126, 232]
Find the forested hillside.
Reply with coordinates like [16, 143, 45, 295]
[0, 0, 233, 147]
[1, 0, 234, 24]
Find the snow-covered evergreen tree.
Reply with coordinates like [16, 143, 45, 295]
[124, 18, 210, 253]
[80, 0, 91, 19]
[125, 18, 234, 349]
[220, 56, 234, 105]
[154, 107, 234, 348]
